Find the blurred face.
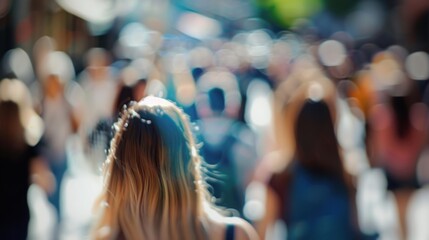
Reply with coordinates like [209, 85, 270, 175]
[133, 82, 147, 101]
[88, 52, 109, 81]
[44, 75, 63, 99]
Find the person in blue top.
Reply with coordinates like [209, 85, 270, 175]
[259, 81, 364, 240]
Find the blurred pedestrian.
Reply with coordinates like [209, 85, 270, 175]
[258, 79, 361, 240]
[39, 51, 80, 223]
[0, 79, 51, 240]
[91, 96, 258, 240]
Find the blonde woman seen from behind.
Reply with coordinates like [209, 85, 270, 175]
[91, 96, 258, 240]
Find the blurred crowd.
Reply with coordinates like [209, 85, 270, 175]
[1, 0, 429, 240]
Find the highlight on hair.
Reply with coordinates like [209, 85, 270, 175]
[92, 96, 211, 240]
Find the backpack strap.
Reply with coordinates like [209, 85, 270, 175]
[225, 223, 235, 240]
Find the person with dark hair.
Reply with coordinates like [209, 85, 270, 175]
[113, 78, 148, 116]
[0, 79, 52, 240]
[369, 85, 428, 239]
[0, 101, 35, 239]
[197, 83, 258, 217]
[294, 100, 345, 180]
[256, 76, 361, 239]
[267, 99, 357, 240]
[87, 76, 148, 171]
[208, 87, 226, 113]
[370, 92, 427, 190]
[198, 87, 242, 214]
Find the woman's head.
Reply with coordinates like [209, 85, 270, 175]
[113, 79, 147, 116]
[385, 83, 424, 139]
[0, 79, 44, 148]
[0, 100, 25, 149]
[272, 67, 337, 172]
[294, 99, 344, 181]
[96, 96, 207, 240]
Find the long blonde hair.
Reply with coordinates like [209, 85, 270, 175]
[93, 96, 209, 240]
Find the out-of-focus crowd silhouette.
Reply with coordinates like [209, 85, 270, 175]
[1, 0, 429, 239]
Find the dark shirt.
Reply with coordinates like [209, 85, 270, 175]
[0, 144, 38, 224]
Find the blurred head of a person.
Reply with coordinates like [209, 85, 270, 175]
[40, 51, 75, 98]
[32, 36, 56, 78]
[372, 50, 425, 140]
[132, 79, 147, 101]
[0, 100, 25, 151]
[208, 87, 226, 115]
[113, 78, 147, 116]
[369, 80, 428, 186]
[196, 69, 241, 119]
[86, 48, 110, 81]
[43, 74, 63, 99]
[93, 96, 208, 239]
[390, 96, 413, 138]
[294, 99, 344, 181]
[0, 78, 43, 149]
[272, 58, 337, 168]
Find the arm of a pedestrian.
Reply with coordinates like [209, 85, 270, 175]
[233, 218, 260, 240]
[256, 186, 280, 239]
[30, 157, 56, 194]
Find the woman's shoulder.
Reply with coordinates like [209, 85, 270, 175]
[205, 211, 259, 240]
[222, 216, 259, 240]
